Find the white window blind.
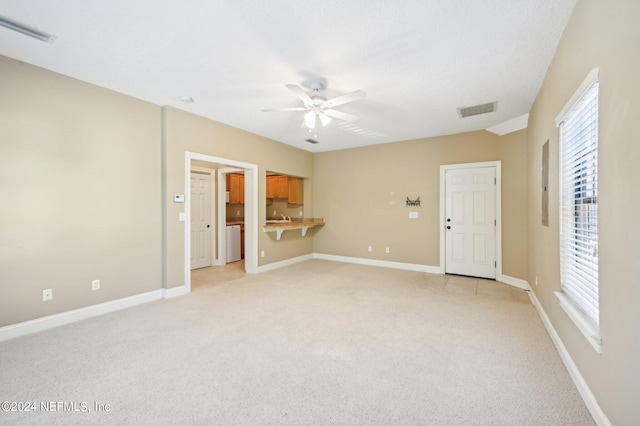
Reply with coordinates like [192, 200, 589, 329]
[558, 75, 599, 328]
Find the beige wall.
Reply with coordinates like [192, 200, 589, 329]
[267, 198, 305, 219]
[526, 0, 640, 423]
[0, 56, 162, 326]
[499, 129, 528, 279]
[313, 130, 528, 279]
[163, 107, 314, 287]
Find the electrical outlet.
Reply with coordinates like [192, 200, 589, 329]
[299, 210, 303, 216]
[385, 247, 390, 254]
[42, 288, 53, 302]
[535, 276, 538, 286]
[261, 250, 265, 258]
[368, 246, 372, 252]
[92, 279, 101, 291]
[273, 210, 276, 216]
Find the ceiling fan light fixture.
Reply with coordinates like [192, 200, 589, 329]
[319, 113, 332, 127]
[303, 111, 316, 129]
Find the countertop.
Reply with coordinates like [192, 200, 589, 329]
[263, 218, 324, 228]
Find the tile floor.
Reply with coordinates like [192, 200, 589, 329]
[191, 260, 531, 304]
[440, 273, 530, 303]
[191, 260, 246, 291]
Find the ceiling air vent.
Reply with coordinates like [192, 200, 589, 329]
[457, 101, 497, 118]
[305, 138, 319, 144]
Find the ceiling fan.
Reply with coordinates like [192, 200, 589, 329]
[262, 80, 366, 129]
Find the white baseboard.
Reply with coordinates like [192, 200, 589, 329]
[528, 290, 611, 426]
[0, 289, 174, 343]
[257, 254, 314, 273]
[313, 253, 441, 274]
[163, 285, 188, 299]
[499, 274, 530, 290]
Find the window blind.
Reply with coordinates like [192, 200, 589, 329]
[558, 79, 599, 326]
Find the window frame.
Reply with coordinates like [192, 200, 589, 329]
[554, 68, 602, 353]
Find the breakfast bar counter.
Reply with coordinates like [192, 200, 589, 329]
[263, 218, 325, 240]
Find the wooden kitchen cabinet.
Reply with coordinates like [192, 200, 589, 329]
[227, 173, 244, 204]
[266, 175, 276, 198]
[288, 177, 304, 204]
[266, 175, 289, 199]
[275, 175, 288, 198]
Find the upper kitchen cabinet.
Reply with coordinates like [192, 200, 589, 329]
[288, 177, 303, 205]
[227, 173, 244, 204]
[266, 175, 289, 199]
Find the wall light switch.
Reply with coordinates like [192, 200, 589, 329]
[174, 194, 185, 203]
[179, 212, 186, 222]
[409, 211, 419, 219]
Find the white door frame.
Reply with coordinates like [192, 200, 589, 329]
[439, 161, 502, 281]
[191, 167, 216, 268]
[184, 152, 258, 293]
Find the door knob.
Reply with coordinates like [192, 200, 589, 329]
[447, 218, 451, 222]
[446, 226, 451, 230]
[207, 225, 210, 228]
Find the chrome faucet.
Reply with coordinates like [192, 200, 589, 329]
[281, 214, 291, 222]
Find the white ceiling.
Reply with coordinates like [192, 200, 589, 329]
[0, 0, 576, 152]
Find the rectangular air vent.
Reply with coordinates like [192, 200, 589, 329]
[305, 138, 319, 144]
[457, 101, 497, 118]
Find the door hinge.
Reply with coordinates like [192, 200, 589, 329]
[495, 261, 497, 267]
[494, 219, 496, 226]
[494, 177, 496, 184]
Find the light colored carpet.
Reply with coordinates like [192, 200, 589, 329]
[0, 260, 594, 425]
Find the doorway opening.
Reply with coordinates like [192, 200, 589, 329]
[184, 152, 258, 294]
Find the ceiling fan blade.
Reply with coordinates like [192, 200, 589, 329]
[323, 90, 366, 108]
[324, 109, 359, 122]
[261, 107, 307, 112]
[285, 84, 313, 104]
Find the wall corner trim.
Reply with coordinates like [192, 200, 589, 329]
[500, 275, 530, 290]
[528, 290, 611, 426]
[163, 286, 188, 299]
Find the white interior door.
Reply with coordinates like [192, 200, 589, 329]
[190, 172, 211, 270]
[445, 166, 496, 279]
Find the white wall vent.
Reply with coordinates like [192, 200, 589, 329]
[305, 138, 319, 144]
[457, 102, 497, 118]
